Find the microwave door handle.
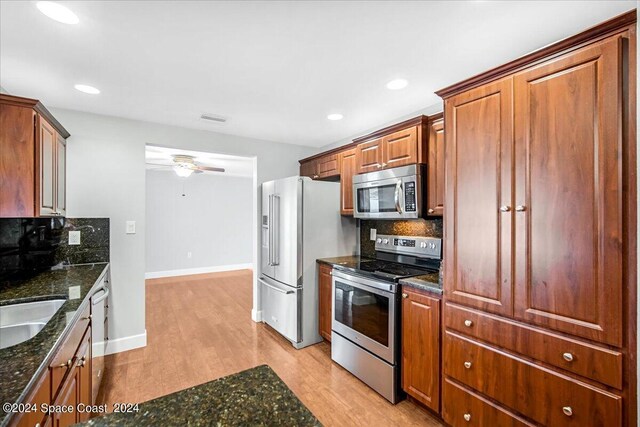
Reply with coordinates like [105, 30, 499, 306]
[394, 180, 403, 214]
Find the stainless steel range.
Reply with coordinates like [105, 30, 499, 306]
[331, 234, 442, 403]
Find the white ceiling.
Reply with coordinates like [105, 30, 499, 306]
[0, 1, 635, 147]
[145, 145, 254, 178]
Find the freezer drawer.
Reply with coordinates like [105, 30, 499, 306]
[260, 277, 301, 343]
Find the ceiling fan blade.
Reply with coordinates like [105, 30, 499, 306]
[197, 166, 225, 173]
[193, 169, 204, 174]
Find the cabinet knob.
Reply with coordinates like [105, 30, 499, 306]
[499, 205, 511, 212]
[402, 293, 408, 299]
[382, 163, 387, 167]
[562, 352, 574, 362]
[463, 413, 471, 422]
[464, 361, 472, 369]
[59, 358, 73, 368]
[562, 406, 573, 417]
[427, 208, 435, 214]
[464, 319, 473, 327]
[516, 205, 526, 212]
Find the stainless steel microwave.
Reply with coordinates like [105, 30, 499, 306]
[352, 164, 425, 219]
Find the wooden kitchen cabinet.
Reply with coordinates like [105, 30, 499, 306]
[300, 159, 318, 179]
[52, 370, 78, 427]
[317, 153, 340, 179]
[426, 115, 444, 216]
[381, 126, 418, 169]
[401, 287, 440, 412]
[12, 370, 50, 427]
[0, 94, 70, 218]
[77, 332, 92, 423]
[318, 262, 332, 342]
[437, 11, 635, 427]
[339, 148, 356, 215]
[354, 137, 384, 173]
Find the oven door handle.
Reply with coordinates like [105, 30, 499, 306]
[332, 270, 394, 293]
[394, 180, 403, 214]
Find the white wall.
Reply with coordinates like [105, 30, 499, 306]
[53, 107, 315, 353]
[145, 170, 253, 275]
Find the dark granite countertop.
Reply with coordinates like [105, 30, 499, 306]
[0, 263, 110, 427]
[399, 274, 442, 295]
[76, 365, 321, 427]
[317, 255, 375, 271]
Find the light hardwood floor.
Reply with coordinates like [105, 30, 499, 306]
[99, 270, 443, 426]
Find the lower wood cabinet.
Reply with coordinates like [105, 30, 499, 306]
[401, 287, 440, 412]
[318, 262, 332, 342]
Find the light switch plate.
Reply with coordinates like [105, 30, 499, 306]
[126, 221, 136, 234]
[370, 228, 377, 241]
[68, 230, 81, 245]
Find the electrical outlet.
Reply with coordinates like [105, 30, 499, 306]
[68, 230, 81, 245]
[68, 285, 81, 300]
[126, 221, 136, 234]
[370, 228, 377, 241]
[187, 251, 192, 258]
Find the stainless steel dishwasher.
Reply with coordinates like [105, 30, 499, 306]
[91, 266, 110, 404]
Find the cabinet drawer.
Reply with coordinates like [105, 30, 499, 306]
[442, 378, 534, 427]
[49, 303, 91, 401]
[443, 331, 622, 426]
[445, 303, 622, 389]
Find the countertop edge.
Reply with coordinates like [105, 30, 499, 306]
[399, 280, 443, 296]
[1, 263, 110, 427]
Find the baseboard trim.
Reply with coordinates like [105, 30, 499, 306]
[105, 331, 147, 355]
[251, 309, 262, 322]
[145, 264, 253, 279]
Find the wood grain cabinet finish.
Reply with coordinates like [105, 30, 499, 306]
[444, 331, 622, 427]
[318, 263, 332, 342]
[77, 332, 92, 423]
[11, 370, 50, 427]
[0, 94, 69, 218]
[442, 378, 534, 427]
[317, 153, 340, 179]
[299, 159, 318, 179]
[382, 126, 418, 169]
[401, 288, 440, 412]
[426, 116, 444, 216]
[445, 303, 623, 389]
[339, 148, 356, 215]
[443, 77, 514, 317]
[355, 137, 384, 173]
[513, 35, 623, 346]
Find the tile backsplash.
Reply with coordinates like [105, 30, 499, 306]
[0, 217, 109, 281]
[360, 218, 443, 257]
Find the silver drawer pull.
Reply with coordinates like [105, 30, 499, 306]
[464, 320, 473, 327]
[500, 205, 511, 212]
[402, 293, 408, 299]
[463, 413, 471, 422]
[562, 352, 574, 362]
[562, 406, 573, 417]
[464, 361, 472, 369]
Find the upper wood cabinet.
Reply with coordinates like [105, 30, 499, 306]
[354, 137, 384, 173]
[401, 287, 441, 412]
[300, 158, 318, 179]
[0, 94, 69, 218]
[427, 115, 445, 216]
[317, 153, 340, 179]
[382, 126, 418, 169]
[443, 77, 514, 318]
[339, 148, 356, 215]
[354, 123, 421, 174]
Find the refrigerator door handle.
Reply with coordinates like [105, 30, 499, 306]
[273, 194, 280, 266]
[268, 194, 274, 266]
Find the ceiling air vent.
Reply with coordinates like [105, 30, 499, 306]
[200, 113, 228, 124]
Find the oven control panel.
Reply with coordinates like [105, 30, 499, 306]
[375, 234, 442, 259]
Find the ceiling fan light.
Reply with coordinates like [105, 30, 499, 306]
[173, 165, 194, 177]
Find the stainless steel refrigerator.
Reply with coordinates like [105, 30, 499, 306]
[260, 176, 356, 349]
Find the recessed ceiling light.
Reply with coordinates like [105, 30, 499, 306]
[327, 113, 343, 121]
[36, 1, 79, 25]
[386, 79, 408, 90]
[74, 84, 100, 95]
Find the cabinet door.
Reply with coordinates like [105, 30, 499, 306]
[427, 118, 445, 216]
[14, 369, 50, 427]
[55, 134, 66, 216]
[317, 154, 340, 179]
[77, 332, 92, 421]
[318, 263, 332, 342]
[402, 288, 440, 412]
[300, 160, 317, 179]
[38, 118, 56, 216]
[339, 148, 356, 215]
[444, 78, 514, 317]
[382, 126, 418, 169]
[513, 36, 623, 346]
[355, 138, 383, 173]
[53, 371, 78, 427]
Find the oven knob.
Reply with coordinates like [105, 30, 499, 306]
[429, 243, 436, 249]
[420, 242, 427, 248]
[382, 239, 389, 244]
[376, 238, 382, 244]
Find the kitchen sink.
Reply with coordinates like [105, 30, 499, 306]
[0, 299, 66, 349]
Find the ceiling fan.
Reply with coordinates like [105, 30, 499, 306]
[147, 155, 225, 177]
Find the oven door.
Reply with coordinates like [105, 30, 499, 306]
[353, 174, 420, 219]
[331, 270, 396, 363]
